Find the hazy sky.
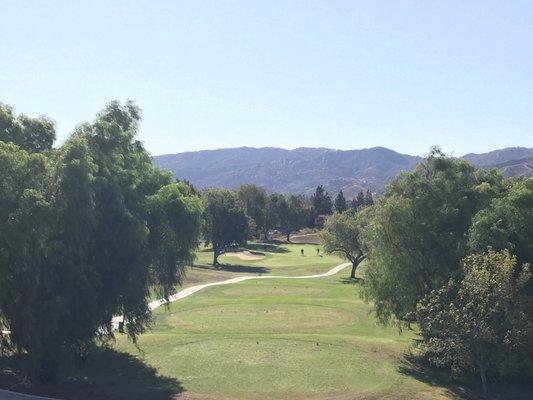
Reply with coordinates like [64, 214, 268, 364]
[1, 1, 532, 156]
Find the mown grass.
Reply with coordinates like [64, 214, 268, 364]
[117, 272, 456, 399]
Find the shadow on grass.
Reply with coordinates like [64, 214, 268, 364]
[398, 353, 533, 400]
[246, 243, 290, 253]
[0, 347, 183, 400]
[339, 277, 364, 285]
[192, 263, 270, 274]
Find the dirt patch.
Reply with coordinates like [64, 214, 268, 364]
[222, 251, 266, 261]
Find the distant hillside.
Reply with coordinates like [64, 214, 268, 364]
[154, 146, 533, 197]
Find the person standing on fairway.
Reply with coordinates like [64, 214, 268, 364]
[301, 248, 304, 256]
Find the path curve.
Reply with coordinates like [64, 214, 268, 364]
[2, 262, 350, 400]
[112, 262, 351, 325]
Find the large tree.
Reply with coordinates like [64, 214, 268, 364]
[416, 249, 531, 397]
[333, 190, 347, 213]
[0, 101, 203, 379]
[202, 188, 249, 265]
[360, 149, 493, 324]
[0, 103, 55, 153]
[320, 209, 370, 279]
[311, 185, 332, 215]
[237, 184, 268, 239]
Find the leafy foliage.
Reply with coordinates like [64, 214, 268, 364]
[360, 149, 496, 324]
[333, 190, 347, 213]
[416, 249, 531, 396]
[0, 101, 202, 379]
[0, 103, 55, 153]
[311, 185, 332, 215]
[320, 210, 369, 278]
[202, 188, 249, 265]
[237, 184, 268, 238]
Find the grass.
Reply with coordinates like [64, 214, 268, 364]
[189, 243, 343, 281]
[5, 243, 530, 399]
[116, 251, 457, 399]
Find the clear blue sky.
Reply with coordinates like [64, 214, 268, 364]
[1, 1, 532, 156]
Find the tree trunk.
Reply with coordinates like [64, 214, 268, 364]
[213, 248, 220, 266]
[479, 360, 488, 399]
[286, 231, 291, 242]
[350, 262, 357, 279]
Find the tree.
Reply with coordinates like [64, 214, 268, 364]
[284, 194, 307, 242]
[333, 190, 347, 213]
[360, 149, 491, 324]
[364, 190, 374, 206]
[237, 184, 268, 239]
[416, 249, 531, 397]
[0, 103, 55, 153]
[468, 178, 533, 366]
[0, 101, 203, 380]
[320, 209, 370, 279]
[311, 185, 332, 215]
[469, 178, 533, 267]
[147, 182, 204, 300]
[202, 189, 249, 265]
[263, 193, 284, 241]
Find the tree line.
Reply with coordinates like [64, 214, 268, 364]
[320, 148, 533, 397]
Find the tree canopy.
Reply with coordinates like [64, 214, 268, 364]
[416, 249, 531, 396]
[202, 188, 249, 265]
[237, 184, 268, 239]
[0, 101, 203, 379]
[311, 185, 332, 215]
[333, 190, 347, 213]
[360, 149, 493, 323]
[320, 209, 370, 279]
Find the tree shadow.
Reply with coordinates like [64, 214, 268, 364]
[339, 277, 364, 285]
[192, 263, 270, 274]
[219, 264, 270, 274]
[0, 347, 184, 400]
[398, 352, 533, 400]
[246, 243, 290, 253]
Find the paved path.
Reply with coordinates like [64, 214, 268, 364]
[112, 262, 350, 326]
[0, 389, 59, 400]
[3, 262, 350, 400]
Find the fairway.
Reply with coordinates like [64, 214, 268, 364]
[116, 244, 453, 400]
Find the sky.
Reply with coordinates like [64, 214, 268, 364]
[1, 1, 532, 156]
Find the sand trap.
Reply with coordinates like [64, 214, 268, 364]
[223, 250, 265, 260]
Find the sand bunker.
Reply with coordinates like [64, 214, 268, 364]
[223, 250, 266, 261]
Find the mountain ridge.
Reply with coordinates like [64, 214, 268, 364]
[154, 146, 533, 197]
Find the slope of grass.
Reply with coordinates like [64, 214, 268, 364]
[117, 274, 453, 399]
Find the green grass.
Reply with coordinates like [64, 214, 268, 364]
[190, 243, 344, 279]
[117, 257, 455, 399]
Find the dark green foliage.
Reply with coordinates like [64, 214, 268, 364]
[147, 182, 203, 300]
[0, 101, 202, 380]
[333, 190, 347, 213]
[284, 194, 307, 241]
[202, 188, 249, 265]
[469, 178, 533, 266]
[237, 184, 268, 238]
[361, 149, 494, 324]
[311, 185, 332, 215]
[321, 210, 369, 279]
[416, 250, 531, 397]
[0, 103, 55, 153]
[350, 190, 374, 211]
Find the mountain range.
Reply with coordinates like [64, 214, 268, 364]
[154, 146, 533, 198]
